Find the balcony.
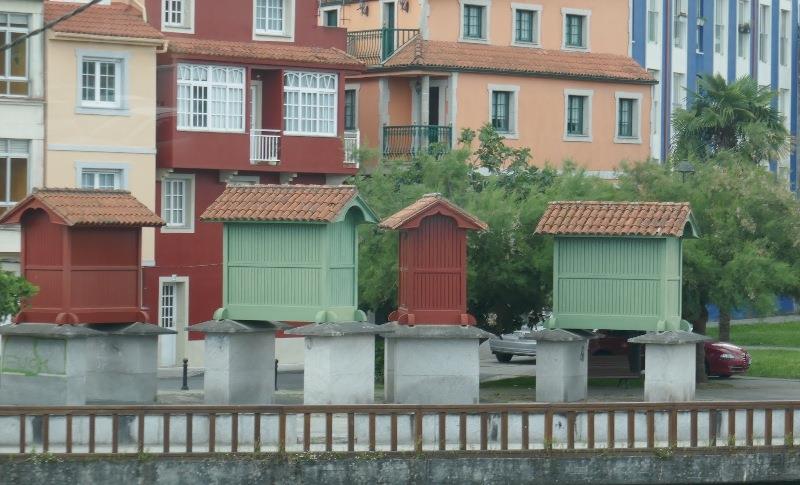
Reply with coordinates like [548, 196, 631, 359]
[250, 129, 281, 165]
[382, 125, 452, 159]
[344, 130, 360, 166]
[346, 28, 419, 65]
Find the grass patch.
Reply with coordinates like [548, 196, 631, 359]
[706, 321, 800, 348]
[746, 349, 800, 379]
[481, 376, 644, 389]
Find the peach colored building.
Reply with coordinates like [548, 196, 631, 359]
[329, 0, 654, 174]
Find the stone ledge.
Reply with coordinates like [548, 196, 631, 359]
[0, 323, 101, 339]
[85, 322, 176, 336]
[526, 328, 595, 342]
[285, 321, 386, 337]
[628, 331, 712, 345]
[380, 322, 495, 339]
[191, 319, 287, 334]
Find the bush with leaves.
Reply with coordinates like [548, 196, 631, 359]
[0, 271, 37, 322]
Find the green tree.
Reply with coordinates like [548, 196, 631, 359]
[0, 271, 37, 322]
[671, 75, 789, 164]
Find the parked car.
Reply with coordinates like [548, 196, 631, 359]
[489, 324, 538, 362]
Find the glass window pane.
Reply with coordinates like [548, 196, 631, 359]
[0, 159, 7, 201]
[9, 33, 26, 77]
[10, 158, 26, 201]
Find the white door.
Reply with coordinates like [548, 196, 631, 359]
[159, 282, 178, 367]
[250, 80, 262, 130]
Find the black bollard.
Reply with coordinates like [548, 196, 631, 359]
[274, 359, 279, 390]
[181, 358, 189, 390]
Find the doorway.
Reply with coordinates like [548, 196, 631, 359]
[250, 80, 262, 131]
[158, 278, 188, 367]
[382, 1, 396, 59]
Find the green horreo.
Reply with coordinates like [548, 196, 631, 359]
[536, 201, 699, 332]
[201, 185, 378, 324]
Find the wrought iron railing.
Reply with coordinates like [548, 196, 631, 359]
[344, 130, 360, 166]
[346, 28, 419, 65]
[383, 125, 452, 159]
[250, 129, 281, 164]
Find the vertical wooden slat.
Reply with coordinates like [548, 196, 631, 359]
[521, 412, 529, 450]
[746, 409, 754, 447]
[325, 413, 333, 452]
[278, 411, 286, 454]
[785, 407, 794, 447]
[708, 410, 716, 447]
[544, 410, 553, 450]
[137, 412, 145, 453]
[303, 413, 311, 452]
[567, 412, 576, 450]
[690, 410, 698, 447]
[500, 412, 509, 451]
[231, 413, 238, 453]
[646, 410, 654, 449]
[208, 413, 216, 453]
[368, 413, 376, 452]
[765, 409, 773, 446]
[587, 410, 595, 449]
[111, 414, 118, 454]
[627, 410, 635, 449]
[414, 410, 423, 453]
[347, 413, 355, 452]
[66, 414, 73, 454]
[186, 412, 193, 453]
[459, 413, 467, 451]
[390, 413, 398, 452]
[480, 413, 488, 451]
[89, 414, 96, 454]
[41, 415, 49, 453]
[19, 415, 25, 454]
[438, 412, 446, 451]
[253, 413, 261, 452]
[668, 409, 677, 448]
[608, 412, 616, 449]
[163, 413, 170, 453]
[728, 409, 736, 447]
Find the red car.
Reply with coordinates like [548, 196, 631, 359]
[590, 331, 751, 378]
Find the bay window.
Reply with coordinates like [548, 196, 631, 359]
[283, 71, 337, 136]
[177, 64, 245, 132]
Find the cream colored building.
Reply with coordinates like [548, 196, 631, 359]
[43, 0, 164, 263]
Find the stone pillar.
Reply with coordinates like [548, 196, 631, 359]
[85, 323, 176, 404]
[0, 323, 100, 405]
[192, 320, 283, 405]
[286, 322, 385, 404]
[380, 323, 494, 405]
[528, 329, 592, 403]
[629, 332, 711, 402]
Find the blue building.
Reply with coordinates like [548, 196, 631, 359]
[630, 0, 798, 190]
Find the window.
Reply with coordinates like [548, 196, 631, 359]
[283, 71, 337, 136]
[80, 59, 121, 108]
[161, 175, 193, 231]
[672, 72, 686, 109]
[491, 91, 511, 133]
[81, 169, 122, 190]
[344, 88, 357, 131]
[780, 9, 789, 66]
[758, 4, 769, 63]
[737, 0, 751, 59]
[564, 90, 592, 140]
[567, 96, 585, 135]
[673, 0, 687, 48]
[564, 14, 586, 49]
[323, 9, 338, 27]
[714, 0, 726, 54]
[695, 0, 704, 53]
[177, 64, 245, 132]
[0, 13, 29, 96]
[647, 0, 660, 43]
[615, 93, 642, 143]
[778, 88, 790, 126]
[255, 0, 286, 35]
[463, 4, 485, 40]
[160, 283, 176, 329]
[162, 0, 192, 30]
[514, 8, 539, 45]
[649, 69, 660, 136]
[0, 139, 28, 210]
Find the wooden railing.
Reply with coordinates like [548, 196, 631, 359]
[250, 129, 281, 164]
[383, 125, 452, 159]
[0, 401, 797, 455]
[346, 28, 419, 65]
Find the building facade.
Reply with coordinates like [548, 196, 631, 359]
[334, 0, 654, 175]
[631, 0, 798, 188]
[140, 0, 363, 366]
[0, 0, 44, 272]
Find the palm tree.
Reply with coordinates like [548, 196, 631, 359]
[671, 74, 789, 164]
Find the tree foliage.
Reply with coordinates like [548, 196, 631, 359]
[0, 271, 37, 322]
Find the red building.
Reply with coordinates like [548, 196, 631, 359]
[141, 0, 363, 366]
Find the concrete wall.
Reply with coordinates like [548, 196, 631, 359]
[1, 451, 799, 485]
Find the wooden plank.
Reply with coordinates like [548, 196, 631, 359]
[785, 408, 795, 447]
[746, 409, 754, 447]
[567, 412, 576, 450]
[414, 410, 423, 453]
[89, 414, 96, 454]
[544, 410, 553, 450]
[728, 409, 736, 447]
[390, 414, 398, 452]
[500, 412, 509, 451]
[690, 410, 698, 447]
[325, 413, 333, 452]
[42, 415, 49, 453]
[765, 409, 773, 446]
[646, 410, 654, 449]
[459, 413, 467, 451]
[19, 415, 25, 454]
[708, 410, 716, 447]
[111, 414, 118, 454]
[668, 409, 677, 448]
[480, 413, 488, 451]
[278, 411, 286, 454]
[186, 413, 193, 453]
[521, 412, 529, 450]
[208, 413, 216, 453]
[163, 413, 170, 453]
[438, 412, 446, 451]
[253, 413, 261, 452]
[347, 413, 355, 452]
[587, 410, 595, 449]
[66, 414, 73, 454]
[607, 412, 616, 449]
[368, 413, 376, 452]
[231, 413, 239, 453]
[303, 413, 311, 452]
[627, 410, 635, 449]
[137, 412, 145, 453]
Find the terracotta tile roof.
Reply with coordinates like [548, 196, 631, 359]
[381, 39, 654, 83]
[44, 2, 163, 40]
[167, 37, 363, 68]
[379, 194, 487, 231]
[0, 188, 164, 227]
[201, 185, 363, 222]
[535, 201, 694, 237]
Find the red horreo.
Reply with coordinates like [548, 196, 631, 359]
[380, 194, 487, 325]
[0, 189, 164, 325]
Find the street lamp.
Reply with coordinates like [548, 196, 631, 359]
[676, 161, 696, 183]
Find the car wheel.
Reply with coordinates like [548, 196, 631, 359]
[495, 353, 513, 363]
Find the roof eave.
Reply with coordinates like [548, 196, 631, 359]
[333, 194, 380, 224]
[51, 31, 165, 47]
[370, 64, 656, 84]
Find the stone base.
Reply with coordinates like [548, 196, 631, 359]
[0, 324, 99, 405]
[629, 332, 710, 402]
[529, 329, 591, 403]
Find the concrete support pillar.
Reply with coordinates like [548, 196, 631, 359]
[380, 323, 494, 405]
[629, 332, 711, 402]
[286, 322, 385, 404]
[85, 323, 175, 404]
[0, 324, 100, 405]
[420, 75, 431, 126]
[193, 320, 282, 405]
[529, 329, 592, 403]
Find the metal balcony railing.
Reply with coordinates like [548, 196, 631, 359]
[383, 125, 452, 159]
[346, 28, 419, 65]
[250, 129, 281, 164]
[344, 130, 360, 166]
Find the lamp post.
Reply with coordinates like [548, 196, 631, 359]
[676, 161, 696, 183]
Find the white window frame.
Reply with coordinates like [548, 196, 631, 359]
[158, 276, 189, 332]
[0, 12, 30, 97]
[344, 83, 360, 132]
[160, 173, 195, 233]
[779, 9, 790, 67]
[672, 72, 686, 109]
[561, 8, 591, 51]
[283, 71, 338, 137]
[563, 88, 593, 142]
[511, 3, 542, 47]
[253, 0, 295, 41]
[459, 0, 491, 44]
[161, 0, 194, 33]
[757, 3, 770, 63]
[75, 162, 130, 190]
[714, 0, 727, 54]
[177, 64, 246, 133]
[76, 50, 129, 116]
[614, 92, 643, 144]
[320, 5, 341, 27]
[778, 88, 790, 127]
[673, 0, 688, 48]
[647, 0, 660, 44]
[487, 84, 519, 139]
[0, 139, 29, 208]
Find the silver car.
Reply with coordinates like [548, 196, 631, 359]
[489, 324, 539, 362]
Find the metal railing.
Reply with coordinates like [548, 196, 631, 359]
[250, 129, 281, 164]
[346, 28, 419, 65]
[344, 130, 360, 166]
[383, 125, 452, 159]
[0, 401, 797, 455]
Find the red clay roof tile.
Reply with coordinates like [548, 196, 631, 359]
[535, 201, 694, 237]
[379, 194, 487, 231]
[44, 2, 163, 40]
[381, 39, 654, 83]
